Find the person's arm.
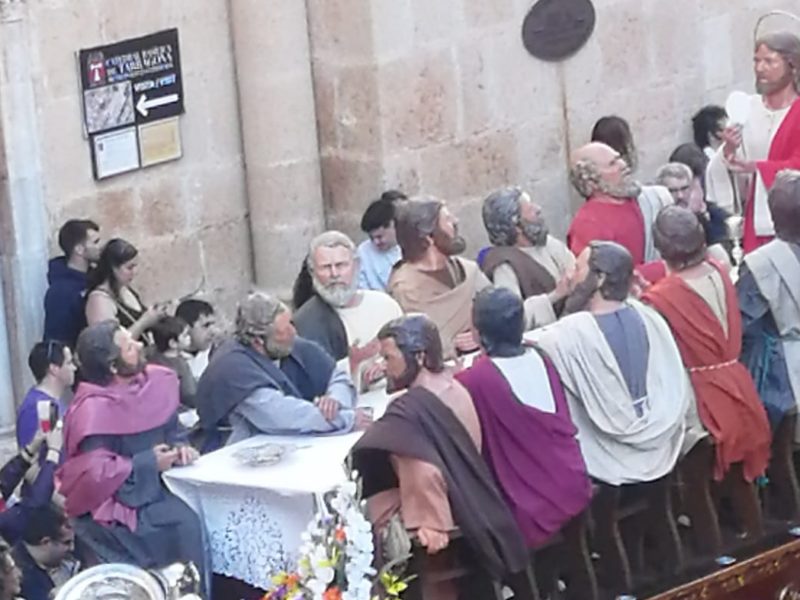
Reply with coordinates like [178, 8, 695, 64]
[79, 436, 163, 508]
[325, 364, 357, 409]
[234, 387, 355, 436]
[492, 264, 523, 298]
[85, 291, 117, 326]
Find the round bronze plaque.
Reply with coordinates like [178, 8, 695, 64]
[522, 0, 596, 62]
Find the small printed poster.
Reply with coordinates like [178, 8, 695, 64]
[92, 127, 140, 179]
[138, 117, 182, 167]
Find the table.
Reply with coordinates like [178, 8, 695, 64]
[163, 388, 393, 590]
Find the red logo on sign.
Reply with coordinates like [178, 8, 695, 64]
[86, 52, 106, 87]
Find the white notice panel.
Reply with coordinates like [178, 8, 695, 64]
[92, 127, 140, 179]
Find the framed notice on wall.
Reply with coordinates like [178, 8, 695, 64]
[78, 28, 185, 180]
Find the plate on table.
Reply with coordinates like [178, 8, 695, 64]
[233, 443, 298, 467]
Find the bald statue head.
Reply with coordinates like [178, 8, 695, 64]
[377, 314, 445, 392]
[653, 205, 707, 271]
[755, 31, 800, 95]
[564, 241, 633, 314]
[769, 169, 800, 244]
[395, 197, 466, 263]
[482, 186, 548, 248]
[569, 142, 642, 200]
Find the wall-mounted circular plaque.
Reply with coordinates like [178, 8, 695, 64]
[522, 0, 596, 62]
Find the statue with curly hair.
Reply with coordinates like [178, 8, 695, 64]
[480, 186, 576, 324]
[567, 142, 673, 267]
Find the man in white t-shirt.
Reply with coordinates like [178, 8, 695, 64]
[294, 231, 403, 390]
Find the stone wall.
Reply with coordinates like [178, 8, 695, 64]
[308, 0, 799, 252]
[29, 0, 252, 315]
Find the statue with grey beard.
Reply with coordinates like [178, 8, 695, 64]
[481, 186, 576, 320]
[293, 230, 403, 391]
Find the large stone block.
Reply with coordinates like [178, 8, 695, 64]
[251, 220, 322, 291]
[133, 233, 204, 306]
[370, 0, 415, 64]
[419, 129, 520, 200]
[238, 72, 320, 167]
[410, 0, 465, 46]
[187, 160, 249, 229]
[198, 218, 253, 289]
[247, 159, 325, 227]
[337, 64, 382, 155]
[140, 175, 188, 237]
[306, 0, 374, 63]
[379, 50, 459, 150]
[455, 39, 494, 136]
[462, 0, 515, 29]
[319, 153, 384, 217]
[230, 0, 313, 76]
[95, 185, 142, 239]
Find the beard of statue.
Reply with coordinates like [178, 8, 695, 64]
[564, 271, 600, 315]
[599, 173, 642, 200]
[386, 354, 421, 394]
[312, 270, 358, 308]
[265, 335, 293, 360]
[756, 65, 795, 96]
[432, 224, 467, 256]
[520, 218, 549, 247]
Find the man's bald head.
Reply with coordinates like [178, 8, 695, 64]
[569, 142, 641, 200]
[769, 169, 800, 243]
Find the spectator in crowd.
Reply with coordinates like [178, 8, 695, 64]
[17, 341, 74, 453]
[43, 219, 101, 348]
[692, 105, 728, 159]
[291, 257, 315, 311]
[175, 299, 218, 379]
[357, 191, 406, 291]
[57, 321, 207, 591]
[591, 115, 638, 172]
[85, 239, 169, 344]
[12, 505, 74, 600]
[149, 316, 196, 409]
[0, 428, 63, 545]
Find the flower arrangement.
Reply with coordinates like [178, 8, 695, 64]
[263, 473, 411, 600]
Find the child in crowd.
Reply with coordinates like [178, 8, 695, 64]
[149, 316, 197, 410]
[175, 299, 218, 380]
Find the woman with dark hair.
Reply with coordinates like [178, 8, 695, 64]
[84, 238, 167, 342]
[591, 115, 638, 171]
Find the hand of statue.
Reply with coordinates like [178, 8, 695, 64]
[417, 527, 449, 554]
[153, 444, 179, 472]
[360, 360, 385, 390]
[175, 445, 199, 466]
[353, 408, 374, 432]
[348, 339, 381, 375]
[728, 157, 756, 174]
[454, 331, 479, 354]
[315, 396, 341, 421]
[549, 267, 575, 304]
[630, 270, 651, 298]
[721, 125, 743, 158]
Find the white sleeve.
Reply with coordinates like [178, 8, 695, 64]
[492, 263, 523, 297]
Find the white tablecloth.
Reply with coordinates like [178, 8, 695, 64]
[163, 388, 392, 590]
